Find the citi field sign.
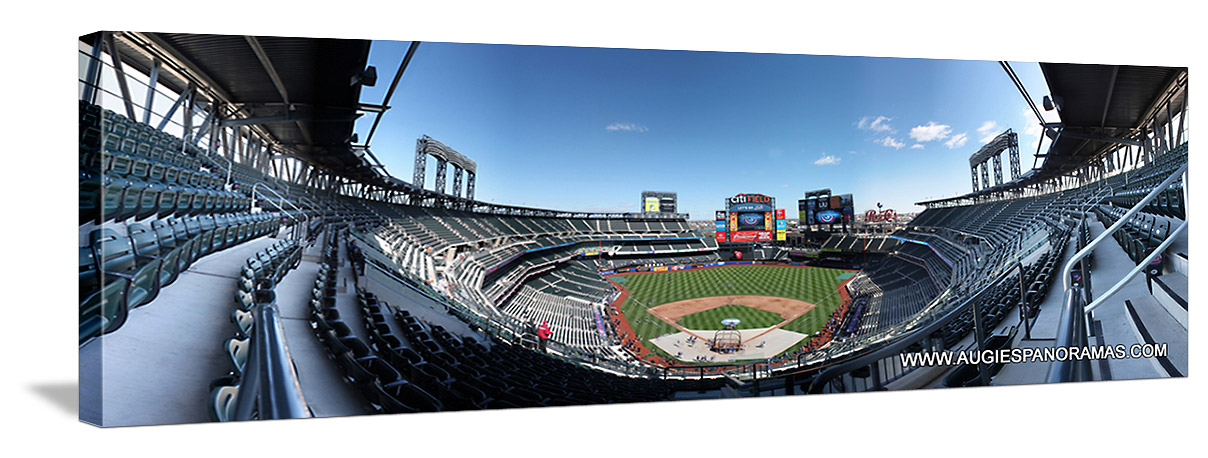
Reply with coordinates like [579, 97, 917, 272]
[727, 193, 774, 212]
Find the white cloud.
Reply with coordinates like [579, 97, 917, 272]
[857, 115, 895, 133]
[909, 122, 952, 142]
[978, 121, 1000, 143]
[605, 122, 648, 133]
[814, 153, 841, 165]
[878, 136, 905, 149]
[780, 183, 790, 188]
[945, 133, 969, 149]
[1022, 107, 1061, 138]
[911, 144, 925, 149]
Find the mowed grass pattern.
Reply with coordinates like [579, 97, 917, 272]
[677, 304, 784, 330]
[615, 265, 848, 352]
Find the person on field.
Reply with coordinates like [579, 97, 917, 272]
[537, 320, 553, 353]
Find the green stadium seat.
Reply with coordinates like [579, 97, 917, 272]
[79, 277, 129, 343]
[208, 385, 240, 422]
[226, 337, 249, 375]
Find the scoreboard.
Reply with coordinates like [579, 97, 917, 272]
[799, 192, 854, 226]
[718, 193, 784, 243]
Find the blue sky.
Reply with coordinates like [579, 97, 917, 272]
[353, 41, 1055, 220]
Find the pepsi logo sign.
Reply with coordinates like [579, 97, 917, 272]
[864, 209, 898, 223]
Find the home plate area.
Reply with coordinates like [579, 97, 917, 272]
[650, 328, 808, 363]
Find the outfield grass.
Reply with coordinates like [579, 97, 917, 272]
[677, 304, 783, 330]
[614, 265, 848, 355]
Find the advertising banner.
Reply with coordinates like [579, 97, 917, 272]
[644, 197, 660, 212]
[776, 229, 786, 241]
[729, 231, 773, 242]
[806, 197, 816, 225]
[764, 211, 774, 231]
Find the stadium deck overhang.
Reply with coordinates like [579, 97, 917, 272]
[85, 32, 692, 221]
[107, 32, 380, 181]
[917, 63, 1187, 208]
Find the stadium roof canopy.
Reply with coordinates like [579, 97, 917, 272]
[108, 32, 383, 184]
[1034, 63, 1187, 180]
[918, 63, 1187, 207]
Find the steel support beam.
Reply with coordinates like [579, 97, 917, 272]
[980, 162, 990, 191]
[157, 85, 192, 132]
[142, 59, 160, 125]
[81, 33, 105, 105]
[218, 112, 360, 127]
[413, 138, 427, 189]
[434, 159, 448, 195]
[466, 172, 476, 202]
[104, 33, 138, 120]
[992, 154, 1004, 186]
[1175, 96, 1186, 146]
[245, 36, 290, 105]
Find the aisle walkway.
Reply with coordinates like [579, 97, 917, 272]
[80, 235, 277, 427]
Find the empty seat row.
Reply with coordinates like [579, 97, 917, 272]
[79, 173, 251, 225]
[79, 212, 282, 343]
[210, 236, 306, 421]
[1095, 205, 1172, 265]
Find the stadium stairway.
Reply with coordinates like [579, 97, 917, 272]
[80, 235, 284, 426]
[1084, 215, 1186, 380]
[272, 229, 372, 417]
[949, 231, 1078, 388]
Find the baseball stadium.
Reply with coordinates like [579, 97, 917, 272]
[78, 32, 1188, 426]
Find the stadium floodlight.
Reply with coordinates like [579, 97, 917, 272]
[352, 66, 377, 87]
[1043, 95, 1063, 111]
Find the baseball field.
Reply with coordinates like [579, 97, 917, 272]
[609, 264, 852, 359]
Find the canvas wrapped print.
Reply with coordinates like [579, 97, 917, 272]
[78, 31, 1188, 427]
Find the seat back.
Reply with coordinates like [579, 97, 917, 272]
[127, 223, 161, 259]
[91, 229, 138, 276]
[79, 247, 99, 300]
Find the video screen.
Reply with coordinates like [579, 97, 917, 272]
[737, 212, 765, 231]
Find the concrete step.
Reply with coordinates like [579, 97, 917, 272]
[1149, 272, 1187, 329]
[1123, 296, 1187, 378]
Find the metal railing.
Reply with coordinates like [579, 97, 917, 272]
[252, 182, 306, 240]
[1047, 288, 1092, 382]
[1059, 163, 1187, 309]
[805, 264, 1019, 393]
[230, 300, 311, 420]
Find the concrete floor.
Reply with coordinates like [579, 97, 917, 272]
[273, 231, 371, 418]
[80, 235, 279, 427]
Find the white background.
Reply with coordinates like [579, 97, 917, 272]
[3, 1, 1201, 456]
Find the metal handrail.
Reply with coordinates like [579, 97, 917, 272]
[1060, 162, 1186, 292]
[230, 301, 311, 420]
[1085, 220, 1187, 313]
[1046, 288, 1093, 382]
[251, 183, 303, 220]
[252, 182, 308, 241]
[807, 268, 1018, 393]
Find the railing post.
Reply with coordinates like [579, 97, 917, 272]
[1018, 261, 1031, 339]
